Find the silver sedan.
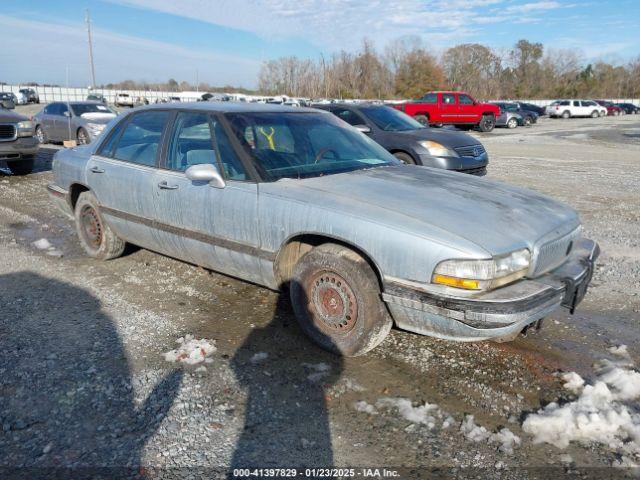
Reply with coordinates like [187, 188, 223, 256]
[47, 103, 599, 356]
[33, 101, 117, 145]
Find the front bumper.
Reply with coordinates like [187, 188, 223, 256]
[0, 136, 38, 161]
[382, 238, 599, 342]
[418, 152, 488, 176]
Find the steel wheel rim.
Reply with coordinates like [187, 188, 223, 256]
[80, 205, 103, 250]
[309, 271, 358, 334]
[36, 127, 44, 143]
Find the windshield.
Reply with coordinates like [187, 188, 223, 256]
[359, 106, 424, 131]
[225, 112, 399, 181]
[71, 103, 115, 116]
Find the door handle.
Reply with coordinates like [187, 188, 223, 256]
[90, 166, 105, 173]
[158, 181, 179, 190]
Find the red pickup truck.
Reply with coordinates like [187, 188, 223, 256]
[391, 91, 501, 132]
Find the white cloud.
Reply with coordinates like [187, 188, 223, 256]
[0, 14, 261, 86]
[504, 1, 562, 14]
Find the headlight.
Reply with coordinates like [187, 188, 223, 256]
[16, 121, 35, 137]
[419, 140, 459, 158]
[432, 248, 531, 291]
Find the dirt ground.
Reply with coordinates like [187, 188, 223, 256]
[1, 106, 639, 478]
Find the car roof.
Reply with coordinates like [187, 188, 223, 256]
[128, 102, 322, 114]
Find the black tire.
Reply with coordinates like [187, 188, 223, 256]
[561, 110, 571, 119]
[457, 124, 473, 131]
[478, 114, 495, 132]
[35, 125, 47, 144]
[393, 152, 416, 165]
[590, 110, 598, 118]
[77, 127, 90, 145]
[507, 117, 518, 129]
[7, 157, 34, 176]
[414, 114, 429, 126]
[523, 116, 533, 126]
[290, 243, 392, 357]
[74, 191, 126, 260]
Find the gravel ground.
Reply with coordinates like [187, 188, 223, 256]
[0, 110, 639, 479]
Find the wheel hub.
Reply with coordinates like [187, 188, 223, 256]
[81, 205, 102, 249]
[310, 271, 357, 333]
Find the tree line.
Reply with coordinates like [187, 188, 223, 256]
[258, 38, 640, 100]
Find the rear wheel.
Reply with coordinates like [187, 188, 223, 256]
[290, 243, 392, 356]
[591, 110, 598, 118]
[393, 152, 416, 165]
[507, 117, 518, 129]
[77, 127, 90, 145]
[7, 157, 34, 176]
[478, 114, 495, 132]
[74, 191, 126, 260]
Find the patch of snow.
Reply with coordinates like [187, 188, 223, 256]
[522, 362, 640, 462]
[460, 415, 521, 455]
[163, 335, 216, 365]
[250, 352, 268, 364]
[562, 372, 585, 393]
[32, 238, 52, 250]
[609, 345, 630, 357]
[376, 397, 439, 428]
[354, 400, 377, 415]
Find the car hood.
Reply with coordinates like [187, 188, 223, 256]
[276, 165, 579, 255]
[391, 128, 481, 148]
[0, 109, 28, 122]
[80, 112, 117, 123]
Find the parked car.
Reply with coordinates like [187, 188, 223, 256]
[0, 93, 16, 110]
[19, 88, 40, 104]
[614, 103, 639, 115]
[86, 93, 107, 104]
[114, 93, 134, 108]
[515, 102, 546, 116]
[0, 106, 38, 175]
[33, 101, 117, 145]
[492, 102, 538, 126]
[316, 103, 488, 175]
[546, 100, 606, 118]
[48, 103, 599, 356]
[595, 100, 623, 116]
[391, 91, 501, 132]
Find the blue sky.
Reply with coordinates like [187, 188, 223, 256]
[1, 0, 638, 88]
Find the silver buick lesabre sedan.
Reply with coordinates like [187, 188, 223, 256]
[47, 103, 599, 356]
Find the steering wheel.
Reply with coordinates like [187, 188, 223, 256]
[314, 148, 339, 164]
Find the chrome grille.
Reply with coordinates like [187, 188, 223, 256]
[454, 144, 486, 157]
[0, 123, 17, 142]
[533, 227, 581, 276]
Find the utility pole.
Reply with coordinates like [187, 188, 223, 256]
[86, 9, 97, 89]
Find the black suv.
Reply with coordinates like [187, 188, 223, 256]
[0, 106, 38, 175]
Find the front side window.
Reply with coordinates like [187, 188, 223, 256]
[459, 94, 474, 105]
[332, 108, 366, 127]
[442, 94, 456, 105]
[359, 106, 424, 131]
[225, 112, 398, 181]
[113, 111, 169, 167]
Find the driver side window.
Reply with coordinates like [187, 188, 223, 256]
[332, 108, 366, 127]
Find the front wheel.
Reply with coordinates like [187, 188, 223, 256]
[414, 114, 429, 126]
[478, 114, 495, 132]
[74, 191, 126, 260]
[35, 125, 47, 144]
[591, 110, 598, 118]
[561, 110, 571, 119]
[393, 152, 416, 165]
[523, 116, 533, 126]
[290, 243, 392, 356]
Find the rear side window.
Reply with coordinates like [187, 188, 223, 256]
[113, 111, 169, 167]
[442, 94, 456, 104]
[559, 101, 570, 106]
[420, 93, 437, 104]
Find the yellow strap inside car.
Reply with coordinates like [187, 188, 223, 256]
[257, 126, 276, 150]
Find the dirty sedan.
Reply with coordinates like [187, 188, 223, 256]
[47, 103, 599, 356]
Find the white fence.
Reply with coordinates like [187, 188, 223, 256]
[0, 84, 200, 104]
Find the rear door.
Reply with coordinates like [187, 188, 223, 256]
[152, 111, 263, 283]
[87, 110, 170, 250]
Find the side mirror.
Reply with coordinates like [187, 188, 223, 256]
[63, 111, 71, 117]
[355, 124, 371, 134]
[185, 163, 226, 189]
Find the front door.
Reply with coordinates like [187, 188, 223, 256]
[87, 110, 170, 251]
[152, 111, 263, 284]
